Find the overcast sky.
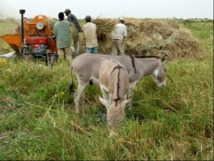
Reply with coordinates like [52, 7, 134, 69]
[0, 0, 213, 19]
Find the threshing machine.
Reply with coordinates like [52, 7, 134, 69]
[0, 9, 58, 65]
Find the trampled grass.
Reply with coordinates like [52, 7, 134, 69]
[0, 20, 213, 160]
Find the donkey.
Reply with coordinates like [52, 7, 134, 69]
[98, 58, 130, 137]
[70, 53, 167, 113]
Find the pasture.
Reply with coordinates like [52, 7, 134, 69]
[0, 18, 213, 160]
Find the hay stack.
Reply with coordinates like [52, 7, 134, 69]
[124, 18, 181, 57]
[82, 18, 201, 59]
[165, 29, 201, 58]
[93, 18, 116, 53]
[47, 18, 57, 29]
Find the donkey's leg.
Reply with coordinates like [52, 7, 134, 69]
[128, 81, 138, 109]
[81, 90, 86, 112]
[74, 82, 87, 113]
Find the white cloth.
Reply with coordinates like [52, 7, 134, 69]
[111, 23, 127, 41]
[0, 51, 15, 58]
[83, 22, 98, 48]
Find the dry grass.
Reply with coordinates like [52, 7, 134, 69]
[83, 18, 202, 59]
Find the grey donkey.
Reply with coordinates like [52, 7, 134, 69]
[70, 53, 167, 113]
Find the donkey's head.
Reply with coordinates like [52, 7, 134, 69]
[152, 54, 167, 88]
[99, 97, 130, 137]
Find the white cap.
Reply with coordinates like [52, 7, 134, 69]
[119, 16, 124, 21]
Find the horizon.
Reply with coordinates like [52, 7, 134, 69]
[0, 0, 213, 20]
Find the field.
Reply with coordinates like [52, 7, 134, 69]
[0, 18, 213, 160]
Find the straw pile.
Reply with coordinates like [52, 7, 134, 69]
[93, 18, 116, 53]
[47, 18, 57, 30]
[84, 18, 201, 59]
[165, 29, 200, 58]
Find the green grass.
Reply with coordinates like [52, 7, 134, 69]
[0, 20, 213, 160]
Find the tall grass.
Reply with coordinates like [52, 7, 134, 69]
[0, 21, 213, 160]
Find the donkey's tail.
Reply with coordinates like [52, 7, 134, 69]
[69, 64, 74, 93]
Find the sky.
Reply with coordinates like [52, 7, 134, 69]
[0, 0, 213, 20]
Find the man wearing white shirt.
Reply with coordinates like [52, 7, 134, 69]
[111, 17, 127, 55]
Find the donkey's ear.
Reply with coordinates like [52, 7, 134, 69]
[161, 53, 168, 62]
[99, 96, 109, 109]
[121, 99, 131, 110]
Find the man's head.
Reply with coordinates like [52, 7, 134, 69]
[64, 8, 71, 16]
[119, 16, 125, 24]
[58, 12, 64, 21]
[85, 15, 91, 22]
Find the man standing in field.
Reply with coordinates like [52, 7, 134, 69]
[82, 15, 98, 54]
[111, 17, 127, 55]
[64, 8, 83, 56]
[53, 12, 72, 64]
